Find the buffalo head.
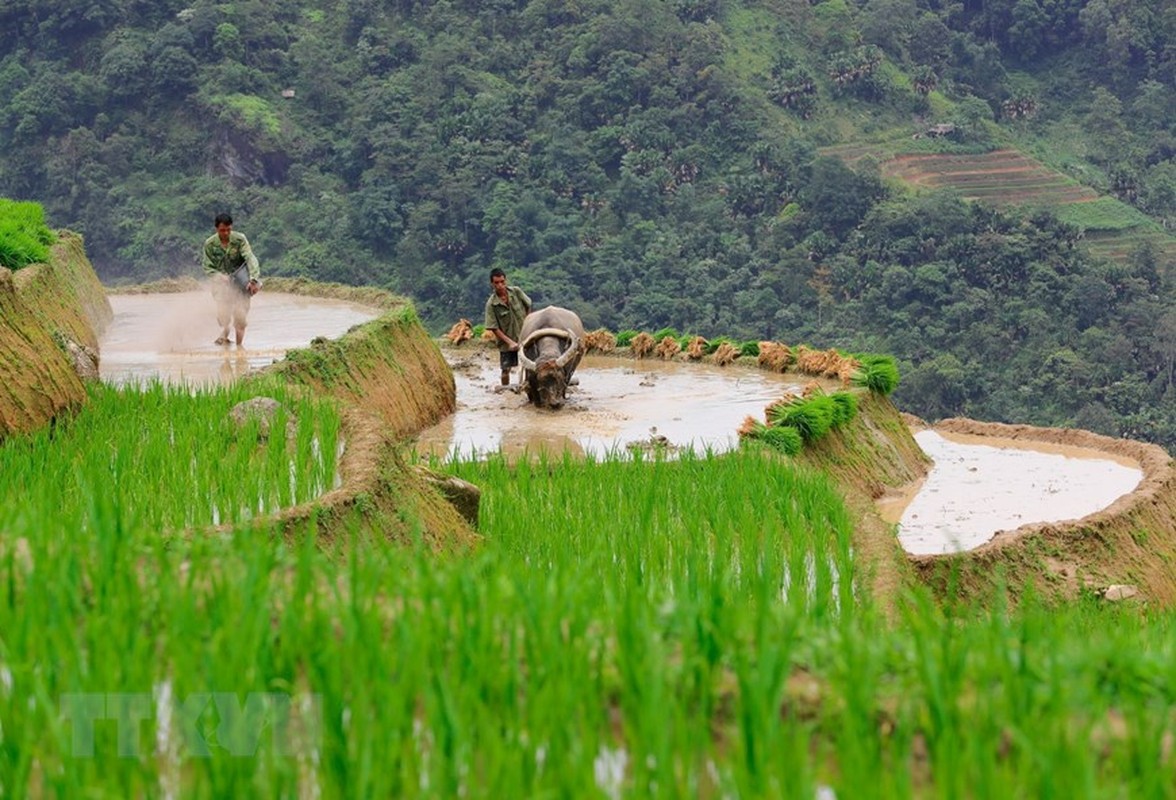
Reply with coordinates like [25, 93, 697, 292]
[519, 326, 582, 409]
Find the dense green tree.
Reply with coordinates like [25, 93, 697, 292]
[1008, 0, 1049, 60]
[859, 0, 918, 58]
[150, 46, 199, 95]
[98, 31, 149, 100]
[0, 0, 1171, 451]
[799, 158, 885, 238]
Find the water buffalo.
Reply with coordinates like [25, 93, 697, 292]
[518, 306, 585, 409]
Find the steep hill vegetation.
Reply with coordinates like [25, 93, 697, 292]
[0, 0, 1171, 449]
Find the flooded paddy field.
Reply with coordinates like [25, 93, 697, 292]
[878, 429, 1143, 555]
[415, 349, 812, 460]
[99, 290, 381, 387]
[97, 299, 1150, 556]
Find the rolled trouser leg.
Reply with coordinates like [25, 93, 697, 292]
[211, 283, 233, 342]
[232, 295, 250, 345]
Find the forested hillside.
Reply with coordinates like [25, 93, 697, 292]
[0, 0, 1172, 449]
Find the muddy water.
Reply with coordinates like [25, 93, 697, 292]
[416, 350, 810, 460]
[99, 291, 381, 386]
[878, 429, 1143, 556]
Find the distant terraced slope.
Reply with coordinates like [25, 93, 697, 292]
[880, 149, 1098, 205]
[1080, 226, 1176, 266]
[827, 145, 1174, 269]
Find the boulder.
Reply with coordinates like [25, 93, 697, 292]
[63, 336, 100, 381]
[1102, 584, 1140, 602]
[419, 468, 481, 528]
[229, 397, 296, 442]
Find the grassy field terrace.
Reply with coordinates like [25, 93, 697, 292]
[2, 233, 1176, 796]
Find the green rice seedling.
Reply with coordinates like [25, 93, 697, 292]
[829, 391, 859, 427]
[767, 395, 837, 442]
[0, 380, 342, 533]
[739, 341, 760, 357]
[614, 329, 639, 347]
[0, 198, 56, 269]
[761, 425, 804, 455]
[704, 336, 731, 355]
[851, 354, 900, 394]
[652, 327, 680, 341]
[12, 382, 1176, 798]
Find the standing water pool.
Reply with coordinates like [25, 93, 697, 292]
[877, 429, 1143, 555]
[99, 291, 381, 386]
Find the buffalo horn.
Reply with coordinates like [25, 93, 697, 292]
[519, 327, 571, 351]
[554, 331, 581, 368]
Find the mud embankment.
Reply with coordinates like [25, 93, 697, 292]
[246, 284, 474, 548]
[270, 301, 456, 441]
[155, 281, 474, 549]
[794, 390, 932, 611]
[909, 419, 1176, 606]
[0, 232, 112, 438]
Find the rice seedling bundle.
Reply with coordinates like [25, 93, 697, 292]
[794, 345, 851, 379]
[629, 332, 656, 358]
[829, 391, 859, 427]
[851, 354, 901, 395]
[712, 342, 740, 366]
[767, 394, 838, 442]
[757, 341, 792, 372]
[655, 336, 681, 360]
[583, 328, 616, 353]
[762, 425, 804, 455]
[614, 330, 639, 347]
[444, 319, 473, 344]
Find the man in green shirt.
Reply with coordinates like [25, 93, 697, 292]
[484, 268, 532, 386]
[203, 212, 261, 346]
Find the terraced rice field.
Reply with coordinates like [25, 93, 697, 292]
[880, 150, 1099, 205]
[1082, 228, 1176, 265]
[826, 144, 1174, 269]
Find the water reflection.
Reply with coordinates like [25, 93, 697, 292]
[879, 430, 1143, 555]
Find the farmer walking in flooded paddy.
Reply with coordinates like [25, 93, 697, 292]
[203, 213, 262, 347]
